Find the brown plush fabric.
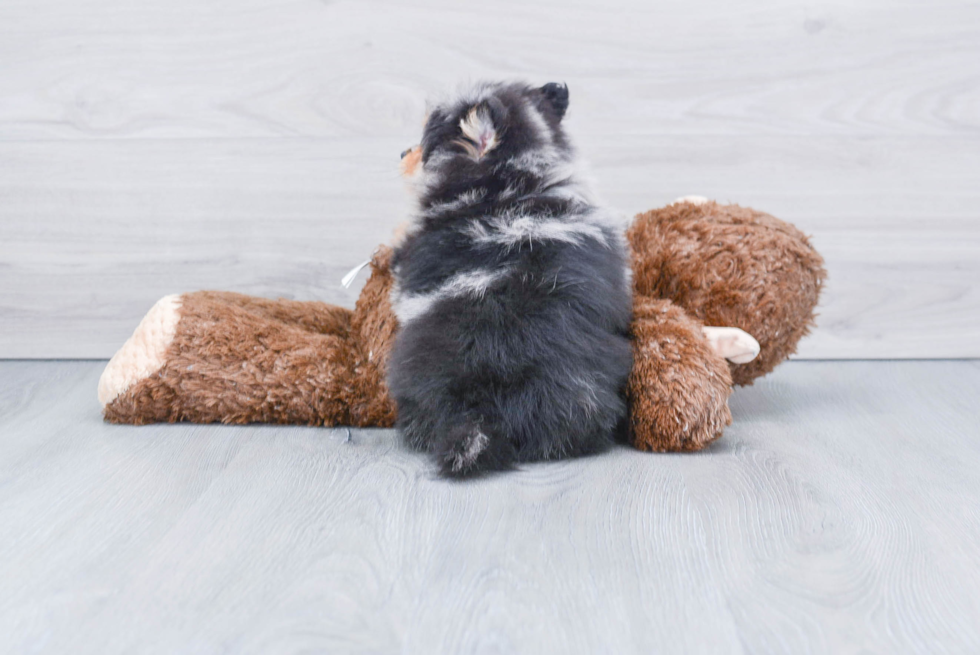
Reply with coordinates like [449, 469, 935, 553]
[629, 201, 826, 385]
[344, 247, 398, 426]
[104, 202, 826, 453]
[627, 298, 733, 451]
[104, 248, 397, 427]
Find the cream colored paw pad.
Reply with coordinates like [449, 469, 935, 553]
[702, 326, 761, 364]
[98, 294, 182, 407]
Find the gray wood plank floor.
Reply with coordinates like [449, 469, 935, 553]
[2, 0, 979, 359]
[1, 360, 979, 653]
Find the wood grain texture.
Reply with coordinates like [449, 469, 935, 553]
[1, 0, 978, 140]
[0, 0, 979, 358]
[1, 360, 979, 653]
[2, 136, 978, 358]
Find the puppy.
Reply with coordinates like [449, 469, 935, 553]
[388, 82, 633, 477]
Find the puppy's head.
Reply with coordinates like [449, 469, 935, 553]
[400, 81, 571, 184]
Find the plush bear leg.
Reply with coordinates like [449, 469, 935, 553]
[628, 298, 733, 452]
[100, 247, 398, 427]
[100, 291, 358, 425]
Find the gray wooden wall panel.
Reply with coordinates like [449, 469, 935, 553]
[1, 0, 978, 358]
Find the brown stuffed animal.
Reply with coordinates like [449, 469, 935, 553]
[99, 198, 825, 453]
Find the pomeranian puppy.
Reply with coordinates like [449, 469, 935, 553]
[388, 81, 632, 477]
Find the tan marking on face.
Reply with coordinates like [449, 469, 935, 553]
[400, 146, 422, 177]
[391, 220, 410, 246]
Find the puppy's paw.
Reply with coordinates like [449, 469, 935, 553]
[702, 326, 760, 364]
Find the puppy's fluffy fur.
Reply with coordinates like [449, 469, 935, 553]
[388, 82, 632, 477]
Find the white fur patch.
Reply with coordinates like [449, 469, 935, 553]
[424, 187, 487, 217]
[443, 268, 504, 297]
[411, 149, 456, 198]
[392, 267, 510, 324]
[622, 262, 634, 294]
[523, 103, 553, 146]
[458, 107, 499, 159]
[505, 148, 562, 176]
[98, 294, 182, 407]
[451, 429, 489, 472]
[574, 376, 600, 417]
[463, 214, 608, 250]
[505, 155, 597, 205]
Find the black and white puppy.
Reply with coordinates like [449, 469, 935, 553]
[388, 81, 633, 478]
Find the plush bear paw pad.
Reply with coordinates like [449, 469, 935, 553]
[98, 295, 182, 407]
[702, 326, 761, 364]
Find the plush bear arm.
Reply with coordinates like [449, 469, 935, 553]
[628, 200, 826, 385]
[344, 246, 399, 425]
[628, 298, 733, 452]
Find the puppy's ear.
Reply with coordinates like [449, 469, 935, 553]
[458, 106, 499, 159]
[539, 82, 569, 120]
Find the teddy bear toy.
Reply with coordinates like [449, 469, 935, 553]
[98, 197, 824, 453]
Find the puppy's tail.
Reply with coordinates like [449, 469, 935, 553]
[435, 420, 516, 479]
